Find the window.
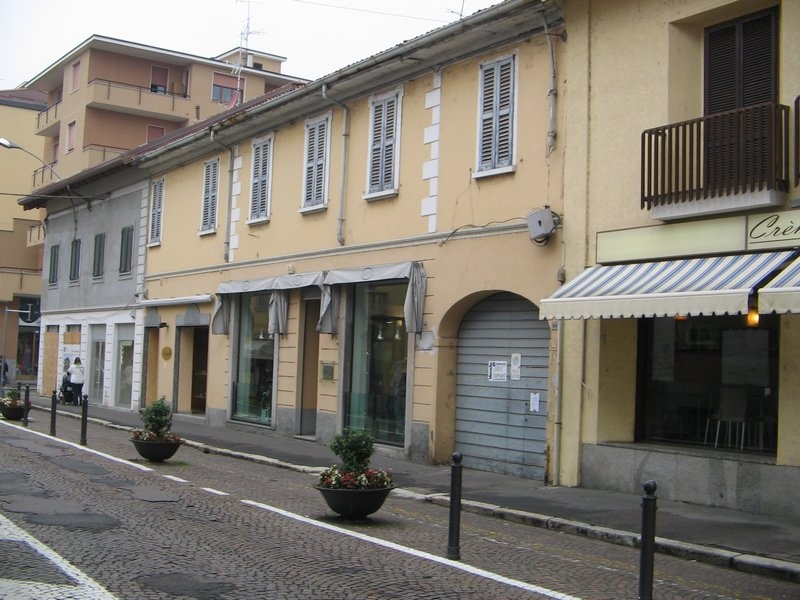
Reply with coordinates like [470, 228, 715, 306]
[640, 315, 779, 454]
[367, 90, 401, 195]
[69, 239, 81, 282]
[250, 136, 273, 221]
[201, 159, 219, 232]
[70, 61, 80, 93]
[119, 226, 133, 274]
[92, 233, 105, 278]
[66, 121, 77, 152]
[302, 115, 330, 209]
[150, 66, 168, 94]
[344, 281, 408, 446]
[233, 293, 275, 425]
[149, 179, 164, 244]
[212, 73, 241, 104]
[48, 244, 60, 285]
[146, 125, 166, 142]
[477, 56, 515, 173]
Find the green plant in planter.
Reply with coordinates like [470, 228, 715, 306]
[318, 429, 392, 489]
[0, 387, 22, 408]
[131, 397, 181, 442]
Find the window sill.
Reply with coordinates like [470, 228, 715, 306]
[299, 204, 327, 215]
[198, 228, 216, 237]
[472, 165, 515, 179]
[147, 241, 161, 248]
[363, 189, 398, 202]
[247, 216, 271, 226]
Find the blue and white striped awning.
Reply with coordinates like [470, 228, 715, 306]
[759, 254, 800, 314]
[540, 251, 796, 320]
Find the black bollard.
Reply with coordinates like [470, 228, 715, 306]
[638, 480, 658, 600]
[50, 390, 57, 436]
[22, 385, 30, 428]
[446, 452, 463, 560]
[80, 395, 89, 446]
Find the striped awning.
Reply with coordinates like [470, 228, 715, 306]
[540, 251, 796, 320]
[758, 254, 800, 314]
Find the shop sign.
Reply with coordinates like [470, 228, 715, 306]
[748, 209, 800, 249]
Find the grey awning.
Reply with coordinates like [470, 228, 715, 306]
[540, 251, 795, 320]
[759, 254, 800, 314]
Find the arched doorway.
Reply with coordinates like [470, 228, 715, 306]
[455, 292, 549, 479]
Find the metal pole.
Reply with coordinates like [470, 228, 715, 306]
[1, 306, 7, 396]
[22, 385, 30, 427]
[50, 390, 57, 436]
[639, 480, 658, 600]
[446, 452, 463, 560]
[80, 395, 88, 446]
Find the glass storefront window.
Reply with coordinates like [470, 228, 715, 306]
[640, 315, 778, 452]
[345, 281, 408, 446]
[234, 293, 274, 424]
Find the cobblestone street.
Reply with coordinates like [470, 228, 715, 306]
[1, 414, 798, 599]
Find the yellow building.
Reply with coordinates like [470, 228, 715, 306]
[0, 89, 47, 387]
[545, 0, 800, 517]
[130, 1, 566, 471]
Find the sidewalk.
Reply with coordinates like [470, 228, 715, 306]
[26, 397, 800, 583]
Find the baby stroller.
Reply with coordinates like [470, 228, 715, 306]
[58, 372, 75, 405]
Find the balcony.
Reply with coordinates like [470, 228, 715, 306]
[27, 223, 44, 247]
[86, 78, 192, 123]
[641, 102, 790, 221]
[35, 100, 61, 136]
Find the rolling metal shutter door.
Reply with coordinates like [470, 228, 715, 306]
[455, 293, 550, 479]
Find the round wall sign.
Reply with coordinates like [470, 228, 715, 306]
[161, 347, 173, 361]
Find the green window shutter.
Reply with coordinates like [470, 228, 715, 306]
[202, 159, 219, 231]
[478, 57, 514, 171]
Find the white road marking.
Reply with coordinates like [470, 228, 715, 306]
[0, 512, 118, 600]
[200, 487, 230, 496]
[241, 499, 584, 600]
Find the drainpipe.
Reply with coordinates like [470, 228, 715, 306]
[542, 14, 558, 156]
[322, 83, 349, 246]
[210, 128, 234, 262]
[551, 318, 564, 486]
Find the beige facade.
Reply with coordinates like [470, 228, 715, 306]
[554, 0, 800, 517]
[136, 2, 566, 470]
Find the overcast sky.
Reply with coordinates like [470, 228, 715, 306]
[0, 0, 500, 88]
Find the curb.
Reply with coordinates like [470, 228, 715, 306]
[28, 405, 800, 583]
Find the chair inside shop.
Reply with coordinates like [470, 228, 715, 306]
[712, 387, 748, 450]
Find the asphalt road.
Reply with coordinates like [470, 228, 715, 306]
[1, 415, 798, 599]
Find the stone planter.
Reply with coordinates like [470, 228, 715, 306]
[131, 438, 183, 462]
[0, 404, 25, 421]
[315, 485, 394, 520]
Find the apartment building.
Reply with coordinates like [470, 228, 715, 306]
[24, 35, 307, 187]
[545, 0, 800, 518]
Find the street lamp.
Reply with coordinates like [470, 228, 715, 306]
[0, 137, 61, 181]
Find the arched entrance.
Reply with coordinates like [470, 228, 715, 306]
[455, 292, 549, 479]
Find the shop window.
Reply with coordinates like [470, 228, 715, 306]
[233, 293, 274, 425]
[344, 281, 408, 446]
[639, 315, 778, 453]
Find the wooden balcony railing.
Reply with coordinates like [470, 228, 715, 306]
[641, 102, 789, 209]
[795, 96, 799, 187]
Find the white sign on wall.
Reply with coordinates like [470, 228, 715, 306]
[488, 361, 508, 382]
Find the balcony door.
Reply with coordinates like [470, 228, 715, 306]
[704, 9, 777, 193]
